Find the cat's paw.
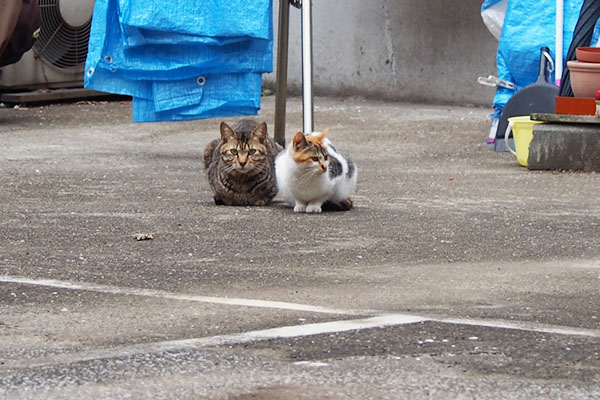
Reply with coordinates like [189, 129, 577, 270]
[252, 198, 269, 206]
[305, 204, 322, 213]
[293, 203, 307, 213]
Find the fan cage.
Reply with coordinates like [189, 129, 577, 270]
[33, 0, 92, 70]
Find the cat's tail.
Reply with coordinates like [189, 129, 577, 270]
[322, 198, 353, 212]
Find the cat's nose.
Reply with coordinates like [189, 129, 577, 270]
[239, 158, 247, 167]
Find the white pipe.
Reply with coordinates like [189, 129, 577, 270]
[301, 0, 314, 134]
[556, 0, 563, 86]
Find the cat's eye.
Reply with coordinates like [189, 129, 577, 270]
[230, 149, 238, 155]
[311, 156, 319, 162]
[249, 149, 257, 155]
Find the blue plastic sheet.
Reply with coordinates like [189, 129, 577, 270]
[84, 0, 273, 122]
[486, 0, 600, 119]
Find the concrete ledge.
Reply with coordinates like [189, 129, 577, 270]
[528, 124, 600, 172]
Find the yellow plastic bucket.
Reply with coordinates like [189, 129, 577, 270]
[503, 116, 544, 167]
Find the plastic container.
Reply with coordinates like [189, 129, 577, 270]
[504, 116, 544, 167]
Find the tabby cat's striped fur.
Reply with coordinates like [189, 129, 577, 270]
[203, 120, 283, 206]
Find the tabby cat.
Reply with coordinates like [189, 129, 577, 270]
[203, 120, 283, 206]
[275, 129, 357, 213]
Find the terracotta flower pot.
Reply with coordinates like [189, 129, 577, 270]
[567, 60, 600, 98]
[576, 47, 600, 63]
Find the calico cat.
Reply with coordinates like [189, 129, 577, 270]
[275, 129, 357, 213]
[203, 119, 283, 206]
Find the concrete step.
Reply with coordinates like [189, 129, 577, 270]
[528, 123, 600, 171]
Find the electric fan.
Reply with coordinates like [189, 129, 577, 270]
[0, 0, 95, 90]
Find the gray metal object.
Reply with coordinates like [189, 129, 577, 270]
[274, 0, 291, 147]
[273, 0, 315, 147]
[477, 75, 516, 90]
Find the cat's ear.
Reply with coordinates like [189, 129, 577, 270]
[292, 132, 308, 151]
[250, 122, 268, 143]
[313, 128, 328, 142]
[220, 122, 236, 141]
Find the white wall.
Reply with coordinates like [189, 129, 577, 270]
[264, 0, 499, 107]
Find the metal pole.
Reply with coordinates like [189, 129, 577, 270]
[555, 0, 563, 86]
[301, 0, 314, 134]
[274, 0, 291, 147]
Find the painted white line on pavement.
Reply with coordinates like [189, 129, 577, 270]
[3, 276, 600, 339]
[0, 275, 363, 316]
[2, 274, 600, 371]
[149, 313, 429, 352]
[435, 317, 600, 338]
[4, 313, 429, 369]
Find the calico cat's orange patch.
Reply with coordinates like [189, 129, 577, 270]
[292, 152, 313, 164]
[292, 130, 329, 164]
[305, 129, 328, 145]
[291, 133, 328, 174]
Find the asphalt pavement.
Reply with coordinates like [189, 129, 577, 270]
[0, 95, 599, 399]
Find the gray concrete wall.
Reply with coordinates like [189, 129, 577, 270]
[264, 0, 499, 107]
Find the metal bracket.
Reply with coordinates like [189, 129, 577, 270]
[477, 75, 516, 91]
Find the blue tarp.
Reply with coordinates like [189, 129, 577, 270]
[482, 0, 600, 119]
[85, 0, 273, 122]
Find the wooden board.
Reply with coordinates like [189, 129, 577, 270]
[530, 112, 600, 124]
[0, 88, 127, 104]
